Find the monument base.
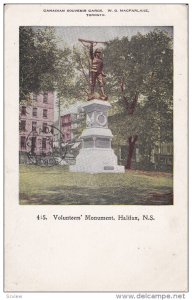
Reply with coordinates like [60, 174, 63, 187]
[70, 148, 125, 173]
[70, 99, 125, 174]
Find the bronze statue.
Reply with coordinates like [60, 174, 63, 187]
[79, 38, 108, 101]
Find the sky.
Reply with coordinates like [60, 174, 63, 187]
[55, 26, 173, 48]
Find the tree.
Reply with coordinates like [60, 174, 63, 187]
[104, 30, 173, 169]
[72, 46, 91, 99]
[19, 27, 75, 102]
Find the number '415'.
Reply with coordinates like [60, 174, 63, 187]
[37, 215, 47, 220]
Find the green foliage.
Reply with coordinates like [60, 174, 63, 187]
[19, 27, 75, 103]
[105, 30, 173, 155]
[71, 46, 90, 99]
[19, 27, 38, 100]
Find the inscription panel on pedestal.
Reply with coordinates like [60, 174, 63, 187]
[95, 138, 110, 148]
[84, 138, 94, 148]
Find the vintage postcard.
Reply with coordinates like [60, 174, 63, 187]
[4, 3, 188, 294]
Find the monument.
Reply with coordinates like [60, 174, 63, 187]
[70, 39, 125, 173]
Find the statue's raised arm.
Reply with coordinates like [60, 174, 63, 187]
[78, 38, 108, 101]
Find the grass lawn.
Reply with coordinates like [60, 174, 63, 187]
[19, 165, 173, 205]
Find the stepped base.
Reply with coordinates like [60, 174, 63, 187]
[70, 148, 125, 173]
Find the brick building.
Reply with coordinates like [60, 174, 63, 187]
[19, 92, 54, 159]
[60, 104, 85, 144]
[60, 114, 72, 142]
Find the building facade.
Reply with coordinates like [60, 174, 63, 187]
[60, 112, 85, 144]
[60, 114, 72, 142]
[19, 92, 54, 159]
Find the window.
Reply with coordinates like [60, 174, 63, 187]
[20, 120, 26, 131]
[48, 137, 53, 147]
[42, 138, 47, 149]
[21, 106, 26, 116]
[61, 114, 71, 125]
[32, 121, 37, 132]
[31, 137, 36, 153]
[33, 93, 37, 101]
[42, 123, 47, 133]
[67, 115, 71, 123]
[33, 107, 37, 117]
[43, 92, 48, 103]
[43, 109, 47, 118]
[20, 136, 26, 149]
[66, 132, 71, 141]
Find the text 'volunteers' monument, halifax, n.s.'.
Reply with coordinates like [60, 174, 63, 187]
[70, 38, 125, 173]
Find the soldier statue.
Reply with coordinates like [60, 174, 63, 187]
[79, 39, 108, 101]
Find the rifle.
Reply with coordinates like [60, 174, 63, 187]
[78, 38, 108, 45]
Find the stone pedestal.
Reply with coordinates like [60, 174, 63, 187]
[70, 100, 125, 173]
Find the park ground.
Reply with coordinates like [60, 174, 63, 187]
[19, 165, 173, 205]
